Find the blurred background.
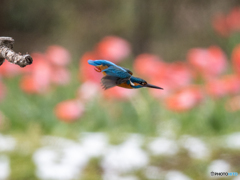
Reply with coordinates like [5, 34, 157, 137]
[1, 0, 240, 179]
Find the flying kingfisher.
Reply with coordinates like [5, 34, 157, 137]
[88, 60, 163, 90]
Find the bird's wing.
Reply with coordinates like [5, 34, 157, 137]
[122, 67, 133, 75]
[88, 60, 132, 73]
[88, 60, 117, 67]
[88, 60, 133, 75]
[101, 75, 129, 90]
[102, 66, 131, 79]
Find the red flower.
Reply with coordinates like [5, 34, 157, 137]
[103, 86, 136, 101]
[20, 76, 39, 94]
[232, 44, 240, 75]
[45, 45, 71, 66]
[54, 99, 84, 122]
[164, 62, 193, 89]
[223, 75, 240, 95]
[225, 95, 240, 112]
[165, 86, 203, 112]
[51, 67, 70, 85]
[148, 79, 171, 99]
[20, 57, 52, 94]
[22, 53, 46, 74]
[226, 7, 240, 32]
[205, 74, 240, 98]
[212, 7, 240, 36]
[0, 60, 23, 78]
[205, 78, 226, 98]
[77, 81, 101, 102]
[79, 52, 102, 83]
[32, 60, 52, 92]
[134, 54, 165, 79]
[96, 36, 131, 63]
[187, 46, 227, 79]
[212, 13, 229, 37]
[147, 61, 192, 99]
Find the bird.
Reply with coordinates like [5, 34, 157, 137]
[88, 60, 163, 90]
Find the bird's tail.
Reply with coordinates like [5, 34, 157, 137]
[88, 60, 97, 66]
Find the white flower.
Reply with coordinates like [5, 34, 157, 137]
[165, 170, 192, 180]
[33, 136, 89, 180]
[224, 132, 240, 149]
[0, 134, 16, 152]
[207, 160, 230, 177]
[233, 175, 240, 180]
[101, 135, 148, 174]
[79, 132, 108, 157]
[179, 135, 210, 160]
[103, 172, 139, 180]
[144, 166, 163, 180]
[0, 155, 10, 180]
[148, 137, 179, 156]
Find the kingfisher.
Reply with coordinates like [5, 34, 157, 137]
[88, 60, 163, 90]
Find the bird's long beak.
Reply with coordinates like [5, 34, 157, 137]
[144, 83, 163, 90]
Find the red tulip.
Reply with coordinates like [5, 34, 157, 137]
[32, 60, 52, 92]
[22, 53, 46, 74]
[79, 52, 102, 83]
[225, 95, 240, 112]
[45, 45, 71, 66]
[226, 7, 240, 32]
[20, 76, 39, 94]
[205, 78, 226, 98]
[0, 60, 23, 78]
[20, 58, 52, 94]
[96, 36, 131, 63]
[232, 44, 240, 75]
[165, 86, 203, 112]
[212, 7, 240, 36]
[134, 54, 165, 79]
[164, 62, 193, 89]
[51, 67, 70, 85]
[103, 86, 136, 101]
[212, 13, 229, 37]
[147, 61, 192, 99]
[148, 79, 171, 99]
[205, 74, 240, 98]
[54, 99, 84, 122]
[77, 81, 101, 102]
[187, 46, 227, 79]
[223, 75, 240, 95]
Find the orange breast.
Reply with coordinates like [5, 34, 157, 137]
[117, 83, 133, 89]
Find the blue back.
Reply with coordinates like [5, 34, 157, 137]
[88, 60, 130, 79]
[88, 60, 116, 67]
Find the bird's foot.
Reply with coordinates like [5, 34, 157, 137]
[94, 67, 101, 72]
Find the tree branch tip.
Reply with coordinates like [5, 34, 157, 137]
[23, 54, 33, 64]
[0, 36, 33, 67]
[0, 36, 14, 42]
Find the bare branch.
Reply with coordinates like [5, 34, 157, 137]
[0, 37, 33, 67]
